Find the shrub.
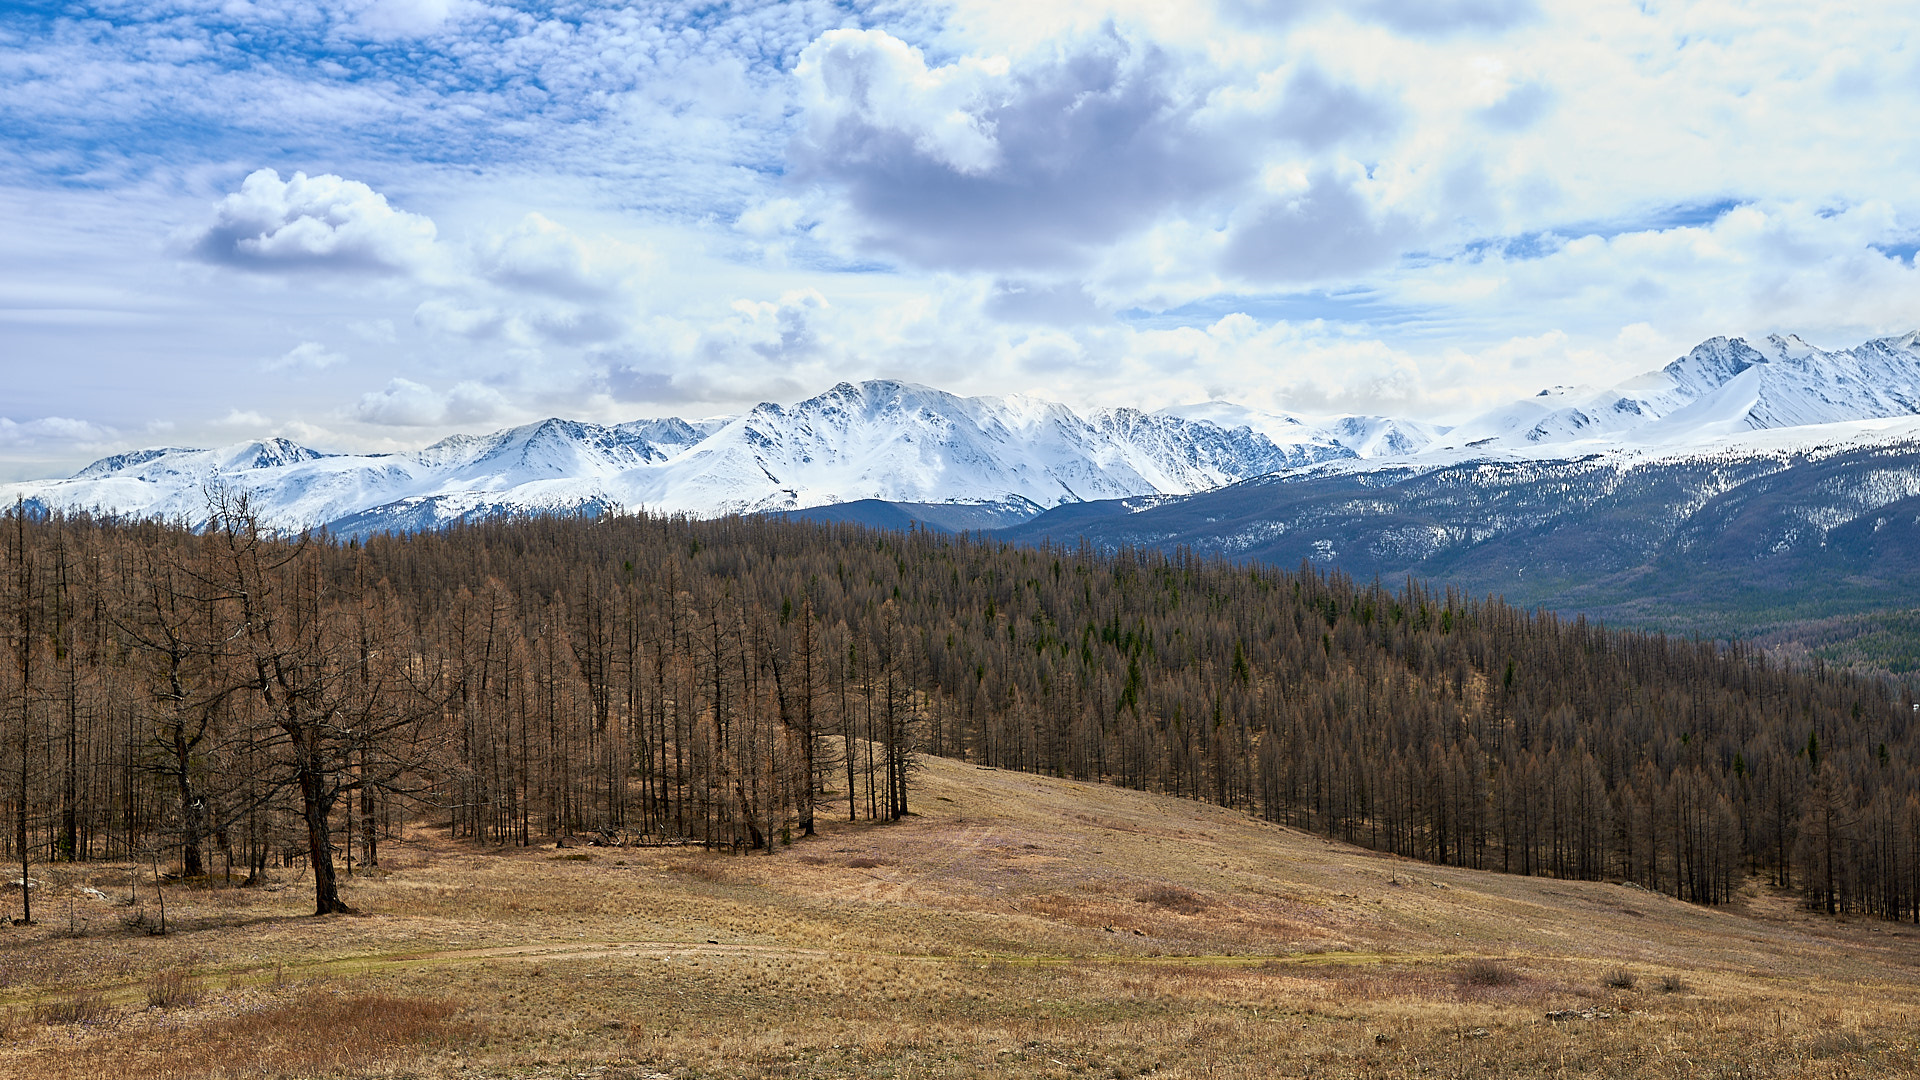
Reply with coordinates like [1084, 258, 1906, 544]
[37, 993, 110, 1026]
[146, 968, 204, 1009]
[1656, 973, 1688, 994]
[1136, 885, 1208, 914]
[1457, 958, 1521, 987]
[1602, 967, 1637, 991]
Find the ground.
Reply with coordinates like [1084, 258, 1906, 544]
[3, 757, 1919, 1078]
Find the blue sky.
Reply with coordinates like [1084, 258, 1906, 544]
[3, 0, 1918, 479]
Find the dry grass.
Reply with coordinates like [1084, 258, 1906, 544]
[1601, 966, 1638, 991]
[4, 989, 470, 1080]
[4, 755, 1920, 1078]
[1136, 883, 1210, 914]
[144, 968, 204, 1009]
[1455, 957, 1521, 987]
[34, 993, 110, 1027]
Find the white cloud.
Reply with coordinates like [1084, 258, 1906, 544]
[346, 0, 466, 39]
[265, 341, 347, 372]
[349, 378, 510, 427]
[187, 169, 441, 275]
[0, 416, 116, 448]
[216, 409, 272, 428]
[797, 30, 1011, 176]
[5, 0, 1920, 483]
[475, 213, 654, 300]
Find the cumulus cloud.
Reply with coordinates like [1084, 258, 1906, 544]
[9, 0, 1920, 479]
[1267, 65, 1402, 149]
[346, 0, 466, 39]
[985, 280, 1109, 325]
[795, 28, 1249, 271]
[0, 416, 116, 448]
[475, 213, 653, 300]
[217, 409, 273, 428]
[349, 378, 510, 426]
[188, 169, 440, 275]
[710, 289, 832, 364]
[264, 342, 347, 372]
[1222, 170, 1419, 283]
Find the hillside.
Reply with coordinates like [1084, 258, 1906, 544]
[3, 755, 1918, 1078]
[6, 507, 1918, 925]
[996, 422, 1920, 659]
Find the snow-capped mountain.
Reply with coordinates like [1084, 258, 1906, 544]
[1437, 332, 1920, 451]
[9, 332, 1920, 537]
[1155, 401, 1444, 460]
[6, 381, 1360, 533]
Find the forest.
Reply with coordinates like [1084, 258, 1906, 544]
[3, 500, 1918, 922]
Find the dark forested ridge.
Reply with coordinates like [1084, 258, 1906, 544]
[991, 439, 1920, 666]
[4, 504, 1919, 922]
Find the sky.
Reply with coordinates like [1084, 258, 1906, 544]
[2, 0, 1918, 481]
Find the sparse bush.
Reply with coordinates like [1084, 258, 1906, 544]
[1457, 958, 1522, 987]
[1602, 967, 1637, 990]
[37, 993, 110, 1026]
[1656, 973, 1688, 994]
[663, 860, 727, 883]
[1136, 885, 1208, 914]
[145, 968, 204, 1009]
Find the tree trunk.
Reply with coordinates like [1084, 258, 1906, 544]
[295, 727, 351, 915]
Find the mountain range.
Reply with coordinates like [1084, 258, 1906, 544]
[5, 380, 1438, 533]
[10, 331, 1920, 658]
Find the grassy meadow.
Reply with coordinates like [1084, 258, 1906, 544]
[3, 755, 1918, 1079]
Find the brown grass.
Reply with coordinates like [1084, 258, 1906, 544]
[144, 968, 204, 1009]
[1455, 957, 1521, 987]
[1601, 966, 1638, 990]
[1136, 883, 1209, 914]
[35, 993, 110, 1027]
[4, 755, 1920, 1078]
[5, 991, 470, 1080]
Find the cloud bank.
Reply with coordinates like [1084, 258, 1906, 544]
[1, 0, 1917, 477]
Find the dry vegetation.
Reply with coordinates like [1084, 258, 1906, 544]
[4, 755, 1920, 1079]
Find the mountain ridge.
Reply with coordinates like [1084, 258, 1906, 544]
[8, 332, 1919, 544]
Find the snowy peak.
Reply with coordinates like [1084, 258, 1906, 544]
[1153, 401, 1442, 460]
[68, 438, 330, 483]
[1444, 330, 1920, 451]
[656, 380, 1302, 516]
[1661, 336, 1764, 397]
[16, 332, 1920, 536]
[15, 381, 1314, 531]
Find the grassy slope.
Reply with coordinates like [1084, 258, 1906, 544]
[4, 756, 1919, 1078]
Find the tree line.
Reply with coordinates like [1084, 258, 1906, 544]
[4, 502, 1918, 921]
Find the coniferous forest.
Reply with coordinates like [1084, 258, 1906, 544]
[3, 502, 1918, 922]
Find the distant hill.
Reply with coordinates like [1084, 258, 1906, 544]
[995, 421, 1920, 661]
